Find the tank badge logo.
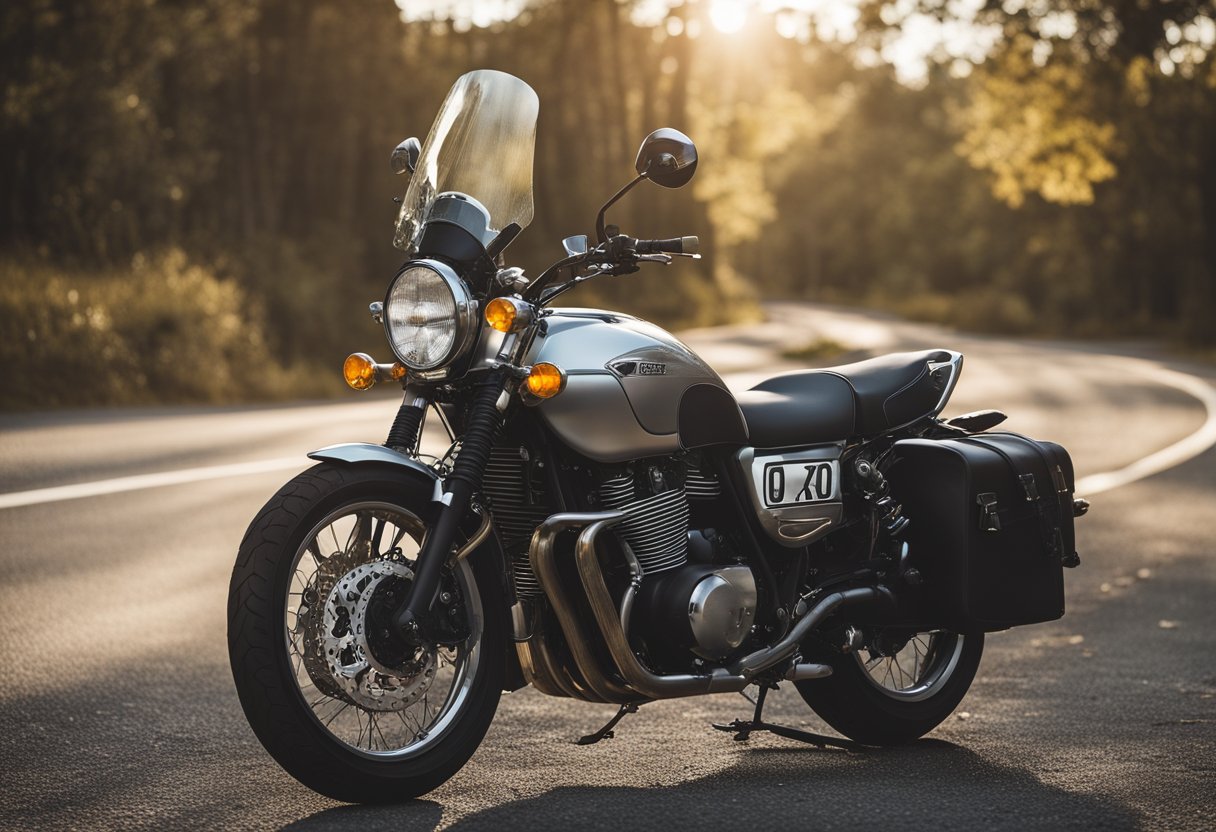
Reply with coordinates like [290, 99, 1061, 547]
[611, 360, 667, 376]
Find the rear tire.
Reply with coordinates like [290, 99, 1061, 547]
[795, 630, 983, 746]
[228, 462, 505, 803]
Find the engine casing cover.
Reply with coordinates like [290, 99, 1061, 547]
[637, 562, 757, 661]
[687, 565, 757, 658]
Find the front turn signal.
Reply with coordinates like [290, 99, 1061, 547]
[485, 297, 533, 333]
[343, 353, 405, 390]
[525, 362, 566, 400]
[343, 353, 378, 390]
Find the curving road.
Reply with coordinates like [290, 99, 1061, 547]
[1, 304, 1214, 830]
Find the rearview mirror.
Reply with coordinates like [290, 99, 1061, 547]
[390, 137, 421, 175]
[635, 128, 697, 189]
[562, 235, 589, 256]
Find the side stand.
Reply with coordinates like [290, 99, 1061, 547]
[711, 685, 861, 751]
[576, 703, 639, 746]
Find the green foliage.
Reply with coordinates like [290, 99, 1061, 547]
[959, 36, 1119, 208]
[0, 252, 334, 409]
[3, 0, 1216, 409]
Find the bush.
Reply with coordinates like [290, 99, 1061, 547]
[0, 250, 334, 409]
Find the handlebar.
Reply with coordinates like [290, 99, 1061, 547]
[635, 236, 699, 256]
[523, 233, 701, 303]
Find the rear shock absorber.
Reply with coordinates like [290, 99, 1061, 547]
[854, 457, 917, 583]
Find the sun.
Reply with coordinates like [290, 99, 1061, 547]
[708, 0, 749, 35]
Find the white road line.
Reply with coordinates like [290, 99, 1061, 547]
[0, 456, 310, 510]
[0, 356, 1212, 510]
[1074, 357, 1216, 497]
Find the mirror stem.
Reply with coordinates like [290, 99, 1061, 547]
[595, 170, 649, 243]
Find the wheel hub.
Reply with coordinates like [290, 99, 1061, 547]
[316, 558, 436, 712]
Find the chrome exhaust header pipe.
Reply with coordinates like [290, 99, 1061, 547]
[526, 509, 894, 702]
[527, 511, 637, 703]
[574, 519, 751, 698]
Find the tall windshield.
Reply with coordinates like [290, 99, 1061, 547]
[393, 70, 539, 252]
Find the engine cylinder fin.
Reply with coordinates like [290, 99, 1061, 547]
[599, 471, 689, 576]
[483, 445, 550, 597]
[684, 459, 721, 500]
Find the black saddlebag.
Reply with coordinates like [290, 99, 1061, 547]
[887, 433, 1079, 632]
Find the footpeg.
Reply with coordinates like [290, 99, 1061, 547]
[946, 410, 1008, 432]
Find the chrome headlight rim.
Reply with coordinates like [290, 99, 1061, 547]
[382, 259, 478, 373]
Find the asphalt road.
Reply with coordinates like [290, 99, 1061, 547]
[1, 304, 1214, 830]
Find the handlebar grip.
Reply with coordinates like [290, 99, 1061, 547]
[636, 236, 699, 255]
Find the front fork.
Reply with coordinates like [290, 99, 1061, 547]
[390, 368, 510, 646]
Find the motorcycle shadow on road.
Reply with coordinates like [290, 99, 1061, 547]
[282, 738, 1137, 832]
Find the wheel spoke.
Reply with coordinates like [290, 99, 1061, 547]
[283, 501, 480, 757]
[371, 516, 386, 555]
[855, 631, 964, 700]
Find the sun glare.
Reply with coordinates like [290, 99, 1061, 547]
[709, 0, 749, 34]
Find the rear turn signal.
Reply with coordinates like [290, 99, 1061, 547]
[525, 362, 566, 400]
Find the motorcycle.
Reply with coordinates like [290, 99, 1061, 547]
[227, 69, 1087, 803]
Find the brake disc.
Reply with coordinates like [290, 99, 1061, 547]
[298, 543, 366, 701]
[320, 559, 436, 712]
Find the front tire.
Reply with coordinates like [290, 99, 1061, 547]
[795, 629, 983, 746]
[228, 463, 505, 803]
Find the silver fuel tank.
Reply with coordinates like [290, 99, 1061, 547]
[523, 309, 742, 463]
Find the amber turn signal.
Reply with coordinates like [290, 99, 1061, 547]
[485, 298, 517, 332]
[485, 296, 534, 333]
[525, 362, 566, 399]
[343, 353, 377, 390]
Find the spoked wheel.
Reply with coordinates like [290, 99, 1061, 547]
[856, 631, 966, 702]
[229, 463, 505, 803]
[795, 628, 983, 746]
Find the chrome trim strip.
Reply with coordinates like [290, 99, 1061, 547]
[927, 350, 964, 418]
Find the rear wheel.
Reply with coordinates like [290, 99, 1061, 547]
[228, 463, 505, 803]
[795, 628, 983, 745]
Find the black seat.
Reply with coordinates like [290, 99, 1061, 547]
[737, 350, 957, 448]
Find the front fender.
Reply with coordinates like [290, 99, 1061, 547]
[307, 443, 444, 502]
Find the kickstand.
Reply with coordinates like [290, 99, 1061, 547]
[576, 703, 639, 746]
[711, 684, 861, 751]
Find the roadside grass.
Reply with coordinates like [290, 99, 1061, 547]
[0, 251, 337, 410]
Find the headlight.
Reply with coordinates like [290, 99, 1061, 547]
[382, 260, 476, 371]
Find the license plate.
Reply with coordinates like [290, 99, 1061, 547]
[761, 460, 839, 507]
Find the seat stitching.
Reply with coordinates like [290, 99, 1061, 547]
[883, 364, 930, 420]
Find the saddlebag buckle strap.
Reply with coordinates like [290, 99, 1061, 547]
[976, 492, 1001, 532]
[1018, 473, 1039, 501]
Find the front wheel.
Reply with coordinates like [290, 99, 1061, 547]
[228, 463, 505, 803]
[795, 629, 984, 745]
